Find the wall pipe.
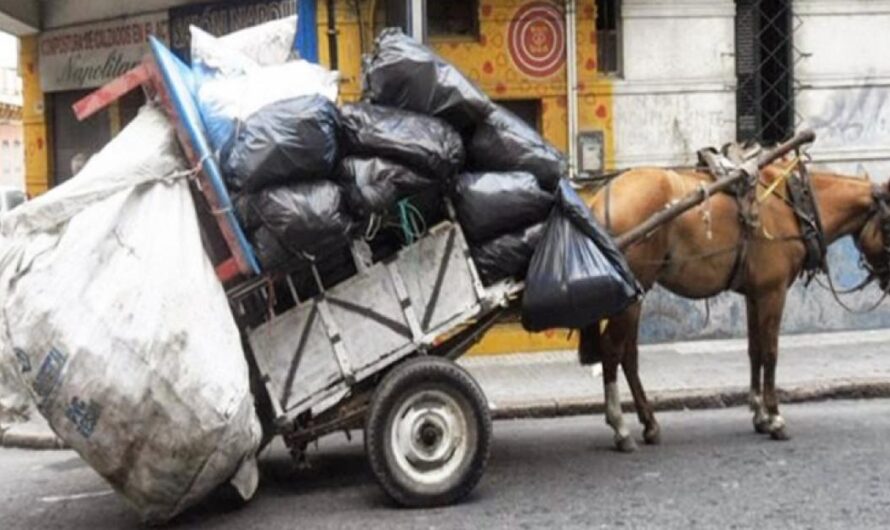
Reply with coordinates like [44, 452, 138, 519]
[565, 0, 579, 178]
[327, 0, 339, 69]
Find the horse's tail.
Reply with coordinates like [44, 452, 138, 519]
[578, 324, 604, 366]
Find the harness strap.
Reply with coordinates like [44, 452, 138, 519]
[785, 155, 828, 283]
[697, 145, 755, 292]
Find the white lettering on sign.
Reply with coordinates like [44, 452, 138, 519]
[39, 12, 169, 92]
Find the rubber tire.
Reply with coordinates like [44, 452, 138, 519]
[365, 356, 492, 508]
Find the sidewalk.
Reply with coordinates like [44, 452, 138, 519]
[460, 328, 890, 419]
[4, 329, 890, 449]
[0, 415, 65, 450]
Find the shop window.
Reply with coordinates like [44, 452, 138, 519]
[495, 99, 542, 132]
[13, 139, 21, 173]
[383, 0, 409, 33]
[596, 0, 622, 76]
[51, 90, 111, 185]
[427, 0, 479, 39]
[119, 90, 147, 130]
[381, 0, 479, 41]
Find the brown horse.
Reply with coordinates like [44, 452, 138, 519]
[578, 165, 890, 452]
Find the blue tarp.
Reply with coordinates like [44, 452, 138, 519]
[296, 0, 319, 63]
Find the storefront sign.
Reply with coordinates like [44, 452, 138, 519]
[169, 0, 296, 60]
[39, 13, 169, 92]
[508, 2, 566, 78]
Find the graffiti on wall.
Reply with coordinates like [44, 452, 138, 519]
[805, 83, 890, 148]
[637, 246, 890, 344]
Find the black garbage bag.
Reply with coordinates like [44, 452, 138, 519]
[335, 156, 438, 218]
[249, 225, 291, 271]
[222, 95, 341, 192]
[471, 222, 546, 286]
[340, 103, 465, 180]
[468, 105, 567, 191]
[363, 28, 493, 131]
[521, 180, 641, 331]
[238, 180, 354, 268]
[452, 171, 553, 243]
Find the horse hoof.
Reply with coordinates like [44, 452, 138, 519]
[770, 427, 791, 441]
[643, 425, 661, 445]
[754, 418, 771, 434]
[615, 435, 638, 453]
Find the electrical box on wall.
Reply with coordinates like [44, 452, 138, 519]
[578, 131, 605, 174]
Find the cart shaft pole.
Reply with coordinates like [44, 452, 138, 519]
[613, 130, 816, 250]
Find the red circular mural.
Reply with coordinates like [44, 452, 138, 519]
[508, 2, 566, 78]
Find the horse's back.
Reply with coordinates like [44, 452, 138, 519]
[582, 168, 711, 237]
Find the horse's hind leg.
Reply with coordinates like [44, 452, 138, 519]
[746, 296, 769, 434]
[620, 304, 660, 444]
[599, 310, 637, 453]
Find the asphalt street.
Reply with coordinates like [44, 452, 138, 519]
[3, 399, 890, 529]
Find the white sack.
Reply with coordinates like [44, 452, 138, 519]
[190, 25, 339, 152]
[219, 15, 298, 66]
[0, 105, 261, 523]
[0, 229, 29, 424]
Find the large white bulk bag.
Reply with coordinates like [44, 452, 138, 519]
[0, 105, 261, 523]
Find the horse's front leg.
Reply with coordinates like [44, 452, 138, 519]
[748, 289, 790, 441]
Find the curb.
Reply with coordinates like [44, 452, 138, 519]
[3, 380, 888, 449]
[489, 379, 890, 420]
[0, 426, 67, 450]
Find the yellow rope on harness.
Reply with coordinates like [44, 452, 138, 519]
[757, 156, 800, 239]
[758, 156, 799, 203]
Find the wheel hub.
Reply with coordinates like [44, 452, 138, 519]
[391, 390, 469, 485]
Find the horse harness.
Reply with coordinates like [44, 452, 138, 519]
[600, 145, 829, 289]
[697, 144, 827, 289]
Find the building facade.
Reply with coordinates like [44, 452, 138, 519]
[0, 61, 23, 189]
[2, 0, 890, 346]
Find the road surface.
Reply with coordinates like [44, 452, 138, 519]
[2, 399, 890, 529]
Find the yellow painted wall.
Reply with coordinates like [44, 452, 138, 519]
[19, 36, 51, 197]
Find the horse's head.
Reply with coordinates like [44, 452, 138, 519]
[856, 180, 890, 290]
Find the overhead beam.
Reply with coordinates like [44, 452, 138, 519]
[0, 0, 39, 35]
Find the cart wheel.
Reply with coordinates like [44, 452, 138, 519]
[365, 356, 492, 507]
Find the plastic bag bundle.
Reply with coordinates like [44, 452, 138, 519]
[335, 156, 438, 218]
[363, 28, 494, 131]
[468, 105, 567, 191]
[222, 95, 341, 192]
[0, 106, 261, 523]
[340, 103, 465, 181]
[522, 180, 641, 331]
[237, 180, 354, 265]
[471, 222, 546, 286]
[452, 171, 553, 243]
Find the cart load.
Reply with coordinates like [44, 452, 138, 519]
[203, 27, 640, 330]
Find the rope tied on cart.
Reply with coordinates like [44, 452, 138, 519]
[154, 154, 210, 187]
